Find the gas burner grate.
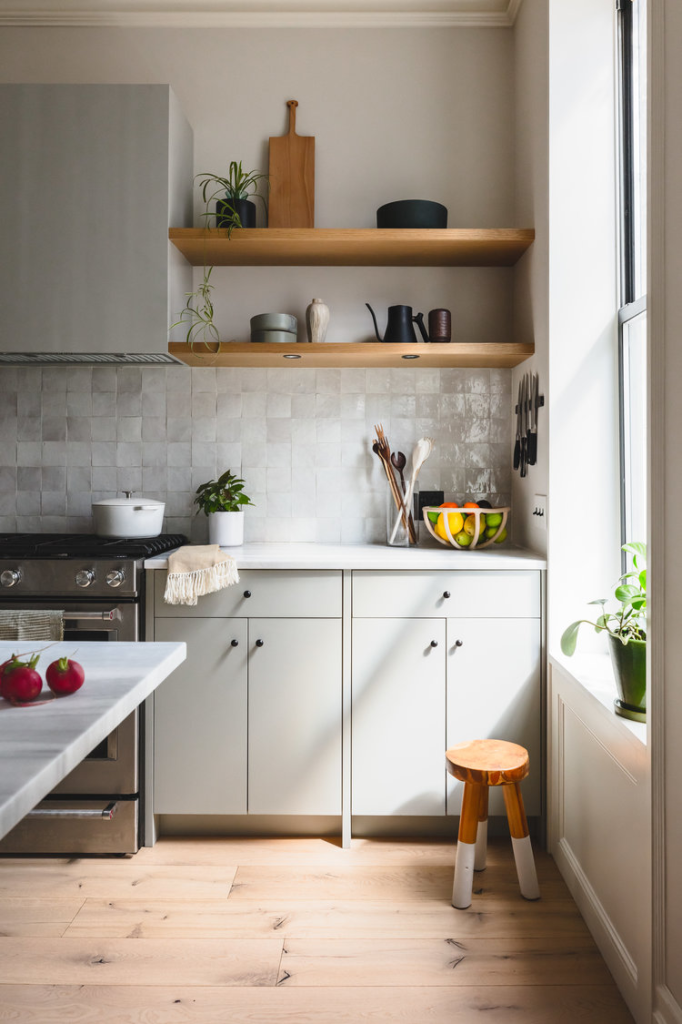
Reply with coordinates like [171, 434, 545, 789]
[0, 534, 188, 559]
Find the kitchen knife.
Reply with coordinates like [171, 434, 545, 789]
[519, 374, 526, 477]
[526, 372, 533, 465]
[513, 377, 522, 470]
[528, 373, 538, 466]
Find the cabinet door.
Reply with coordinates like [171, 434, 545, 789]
[248, 618, 342, 815]
[352, 618, 446, 816]
[154, 618, 247, 814]
[446, 617, 541, 816]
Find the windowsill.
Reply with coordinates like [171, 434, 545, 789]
[549, 649, 647, 747]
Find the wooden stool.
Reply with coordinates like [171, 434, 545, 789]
[446, 738, 540, 909]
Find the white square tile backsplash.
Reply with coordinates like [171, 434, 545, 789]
[0, 365, 512, 543]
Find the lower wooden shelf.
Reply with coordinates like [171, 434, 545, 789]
[169, 341, 534, 369]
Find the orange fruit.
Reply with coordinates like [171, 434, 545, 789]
[463, 501, 479, 509]
[440, 502, 459, 508]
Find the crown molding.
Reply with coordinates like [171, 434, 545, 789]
[0, 0, 522, 28]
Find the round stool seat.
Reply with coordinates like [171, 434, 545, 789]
[445, 738, 529, 786]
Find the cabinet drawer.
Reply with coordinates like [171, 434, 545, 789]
[352, 570, 540, 619]
[155, 569, 342, 618]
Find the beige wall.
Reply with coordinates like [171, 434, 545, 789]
[0, 26, 516, 348]
[511, 0, 549, 553]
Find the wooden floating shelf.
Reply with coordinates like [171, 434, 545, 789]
[168, 228, 535, 268]
[169, 341, 534, 369]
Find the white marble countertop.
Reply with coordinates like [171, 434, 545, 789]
[145, 541, 547, 571]
[0, 641, 186, 841]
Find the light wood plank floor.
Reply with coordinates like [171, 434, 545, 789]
[0, 836, 634, 1023]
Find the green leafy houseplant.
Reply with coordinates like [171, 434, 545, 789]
[197, 161, 269, 230]
[170, 265, 219, 350]
[561, 542, 647, 719]
[194, 470, 255, 516]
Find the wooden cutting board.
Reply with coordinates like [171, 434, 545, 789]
[268, 100, 315, 228]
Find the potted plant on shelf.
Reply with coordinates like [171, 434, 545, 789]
[560, 542, 647, 721]
[194, 469, 255, 547]
[197, 161, 269, 229]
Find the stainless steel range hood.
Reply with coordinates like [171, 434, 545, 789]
[0, 84, 193, 366]
[0, 352, 181, 366]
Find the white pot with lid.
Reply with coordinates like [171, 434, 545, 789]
[92, 492, 165, 538]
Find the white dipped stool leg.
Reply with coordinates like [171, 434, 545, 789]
[503, 782, 541, 901]
[452, 782, 482, 909]
[474, 786, 489, 871]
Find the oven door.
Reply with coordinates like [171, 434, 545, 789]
[0, 598, 141, 856]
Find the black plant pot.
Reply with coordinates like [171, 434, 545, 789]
[608, 634, 646, 721]
[216, 197, 257, 229]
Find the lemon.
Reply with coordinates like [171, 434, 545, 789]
[493, 527, 508, 544]
[454, 530, 472, 547]
[435, 511, 464, 541]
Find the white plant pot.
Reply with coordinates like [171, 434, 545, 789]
[208, 511, 244, 547]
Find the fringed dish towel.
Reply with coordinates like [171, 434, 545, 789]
[0, 610, 64, 641]
[163, 545, 239, 607]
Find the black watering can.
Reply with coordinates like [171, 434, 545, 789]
[366, 303, 430, 344]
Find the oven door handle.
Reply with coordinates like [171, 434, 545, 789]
[63, 609, 122, 622]
[26, 801, 120, 821]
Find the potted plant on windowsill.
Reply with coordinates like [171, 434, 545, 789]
[194, 470, 255, 547]
[560, 542, 647, 722]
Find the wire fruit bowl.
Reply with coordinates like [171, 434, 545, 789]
[422, 506, 510, 550]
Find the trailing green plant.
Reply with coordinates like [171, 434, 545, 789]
[169, 265, 220, 349]
[197, 161, 269, 223]
[560, 541, 647, 655]
[194, 469, 255, 515]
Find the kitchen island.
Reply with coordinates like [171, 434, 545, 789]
[0, 641, 186, 842]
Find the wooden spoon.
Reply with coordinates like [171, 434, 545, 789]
[391, 451, 407, 493]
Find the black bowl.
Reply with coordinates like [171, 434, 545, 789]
[376, 200, 448, 229]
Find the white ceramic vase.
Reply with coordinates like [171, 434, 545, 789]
[306, 298, 330, 343]
[208, 511, 244, 546]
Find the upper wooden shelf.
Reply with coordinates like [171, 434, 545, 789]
[168, 228, 535, 268]
[169, 341, 534, 369]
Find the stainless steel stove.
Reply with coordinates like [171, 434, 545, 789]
[0, 533, 186, 855]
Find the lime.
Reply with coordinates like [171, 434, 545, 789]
[435, 511, 464, 541]
[493, 527, 508, 544]
[427, 510, 440, 524]
[486, 512, 503, 528]
[454, 530, 472, 547]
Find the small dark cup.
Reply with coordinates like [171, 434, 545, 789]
[428, 308, 451, 343]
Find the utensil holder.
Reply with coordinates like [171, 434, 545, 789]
[387, 485, 418, 547]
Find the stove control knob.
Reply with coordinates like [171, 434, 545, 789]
[106, 570, 125, 589]
[0, 569, 21, 588]
[75, 569, 96, 588]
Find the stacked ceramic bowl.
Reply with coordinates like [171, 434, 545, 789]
[250, 313, 298, 344]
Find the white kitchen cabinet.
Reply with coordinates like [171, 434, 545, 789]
[153, 570, 343, 818]
[0, 84, 192, 360]
[154, 617, 247, 815]
[352, 570, 540, 619]
[446, 617, 542, 816]
[352, 618, 446, 816]
[248, 618, 342, 815]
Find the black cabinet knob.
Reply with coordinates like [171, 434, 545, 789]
[230, 639, 239, 647]
[430, 640, 439, 648]
[443, 591, 451, 599]
[454, 639, 463, 648]
[243, 590, 252, 598]
[255, 638, 264, 647]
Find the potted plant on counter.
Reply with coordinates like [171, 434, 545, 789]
[194, 469, 254, 547]
[197, 161, 269, 229]
[560, 542, 647, 721]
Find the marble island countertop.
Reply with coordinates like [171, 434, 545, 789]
[0, 641, 186, 841]
[145, 541, 547, 571]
